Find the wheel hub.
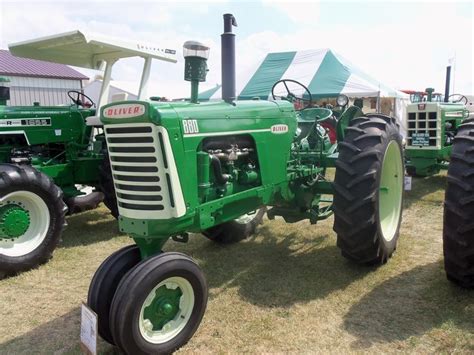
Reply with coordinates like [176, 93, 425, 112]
[0, 204, 30, 239]
[143, 284, 182, 331]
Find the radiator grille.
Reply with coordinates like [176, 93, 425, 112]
[104, 123, 185, 219]
[406, 111, 440, 148]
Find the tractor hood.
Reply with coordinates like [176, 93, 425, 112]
[100, 99, 295, 126]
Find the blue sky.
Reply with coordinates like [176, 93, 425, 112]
[1, 0, 472, 97]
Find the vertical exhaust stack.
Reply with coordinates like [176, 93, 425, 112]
[444, 65, 451, 102]
[221, 13, 237, 102]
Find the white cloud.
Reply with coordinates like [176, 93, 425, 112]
[236, 2, 473, 94]
[262, 0, 320, 24]
[0, 1, 472, 98]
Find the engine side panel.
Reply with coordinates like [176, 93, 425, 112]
[101, 99, 297, 235]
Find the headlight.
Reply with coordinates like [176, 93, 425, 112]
[336, 94, 349, 107]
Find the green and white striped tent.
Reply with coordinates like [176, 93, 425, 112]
[203, 48, 407, 100]
[198, 84, 222, 101]
[201, 48, 409, 135]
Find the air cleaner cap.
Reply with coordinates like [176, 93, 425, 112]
[183, 41, 210, 59]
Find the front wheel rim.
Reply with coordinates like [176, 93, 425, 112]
[0, 191, 50, 257]
[139, 276, 195, 344]
[378, 141, 403, 242]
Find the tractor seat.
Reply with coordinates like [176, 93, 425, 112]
[297, 107, 333, 123]
[296, 107, 333, 141]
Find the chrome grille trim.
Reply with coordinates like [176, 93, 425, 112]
[104, 123, 186, 219]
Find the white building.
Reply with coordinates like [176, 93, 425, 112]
[84, 79, 139, 104]
[0, 49, 88, 106]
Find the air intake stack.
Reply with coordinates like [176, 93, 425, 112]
[221, 13, 237, 102]
[183, 41, 210, 104]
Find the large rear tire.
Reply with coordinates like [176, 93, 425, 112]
[333, 114, 404, 265]
[0, 164, 66, 275]
[443, 119, 474, 288]
[87, 245, 142, 344]
[202, 207, 266, 244]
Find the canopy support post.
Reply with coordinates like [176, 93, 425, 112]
[138, 57, 152, 100]
[97, 59, 116, 110]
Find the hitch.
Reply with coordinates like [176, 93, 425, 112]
[172, 233, 189, 243]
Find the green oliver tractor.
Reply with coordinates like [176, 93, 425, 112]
[443, 118, 474, 288]
[405, 88, 470, 176]
[87, 14, 404, 353]
[0, 31, 177, 276]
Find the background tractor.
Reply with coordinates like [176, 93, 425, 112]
[404, 72, 470, 177]
[87, 14, 405, 354]
[0, 31, 177, 275]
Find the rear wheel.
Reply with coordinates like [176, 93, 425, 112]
[109, 252, 208, 354]
[203, 207, 266, 244]
[87, 245, 142, 344]
[0, 164, 66, 275]
[443, 119, 474, 288]
[333, 114, 403, 265]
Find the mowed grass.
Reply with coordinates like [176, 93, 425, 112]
[1, 172, 473, 354]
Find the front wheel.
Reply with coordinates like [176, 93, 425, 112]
[87, 245, 142, 344]
[333, 114, 404, 265]
[0, 164, 66, 275]
[109, 252, 208, 354]
[202, 207, 266, 244]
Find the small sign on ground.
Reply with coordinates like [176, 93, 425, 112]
[80, 303, 97, 355]
[404, 176, 412, 191]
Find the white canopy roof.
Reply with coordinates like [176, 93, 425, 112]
[8, 30, 177, 69]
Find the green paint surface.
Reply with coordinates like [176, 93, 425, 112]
[0, 104, 104, 196]
[143, 285, 182, 331]
[0, 204, 30, 239]
[101, 90, 403, 258]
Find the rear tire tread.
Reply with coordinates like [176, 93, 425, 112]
[333, 114, 403, 265]
[443, 119, 474, 288]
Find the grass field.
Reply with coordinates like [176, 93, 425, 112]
[0, 172, 473, 354]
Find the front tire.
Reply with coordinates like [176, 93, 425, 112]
[0, 164, 66, 275]
[87, 245, 142, 344]
[333, 114, 404, 265]
[443, 119, 474, 288]
[203, 207, 266, 244]
[109, 252, 208, 354]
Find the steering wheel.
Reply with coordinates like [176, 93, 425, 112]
[448, 94, 468, 105]
[271, 79, 312, 110]
[67, 90, 95, 108]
